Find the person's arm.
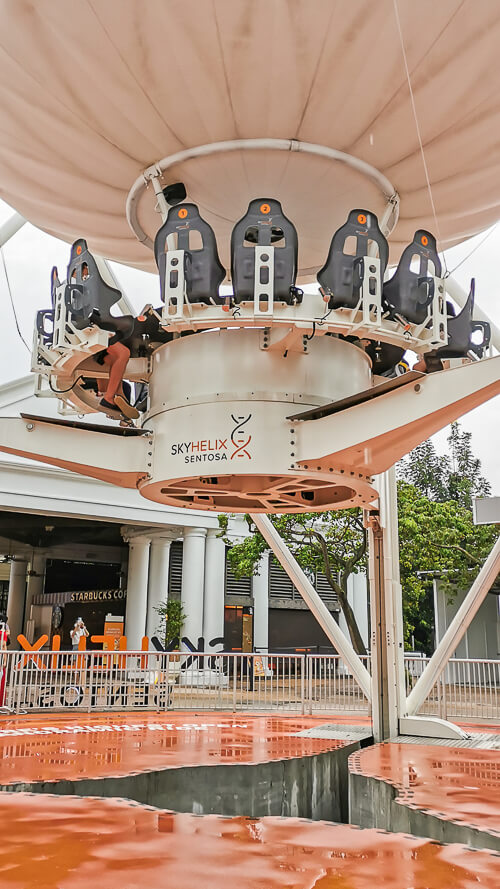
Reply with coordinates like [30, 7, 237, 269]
[83, 625, 89, 637]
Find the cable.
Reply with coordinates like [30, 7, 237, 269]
[392, 0, 449, 275]
[305, 321, 316, 341]
[0, 243, 31, 352]
[48, 374, 84, 394]
[315, 306, 333, 325]
[447, 224, 499, 276]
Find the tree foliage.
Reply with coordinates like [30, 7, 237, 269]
[398, 422, 491, 509]
[220, 510, 368, 655]
[397, 480, 498, 650]
[154, 599, 186, 648]
[221, 423, 497, 655]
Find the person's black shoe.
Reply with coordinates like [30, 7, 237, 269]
[99, 397, 122, 416]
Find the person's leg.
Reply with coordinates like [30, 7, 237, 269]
[99, 344, 139, 419]
[103, 342, 130, 402]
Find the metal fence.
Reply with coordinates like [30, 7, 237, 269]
[405, 656, 500, 721]
[1, 651, 499, 720]
[0, 650, 370, 716]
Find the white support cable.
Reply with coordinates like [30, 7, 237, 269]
[406, 536, 500, 716]
[126, 139, 400, 253]
[392, 0, 447, 275]
[249, 513, 372, 700]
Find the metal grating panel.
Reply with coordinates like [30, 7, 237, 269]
[268, 554, 339, 608]
[295, 724, 373, 741]
[168, 541, 183, 601]
[225, 549, 252, 596]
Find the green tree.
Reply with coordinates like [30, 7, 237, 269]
[398, 421, 491, 509]
[220, 510, 368, 655]
[397, 480, 498, 651]
[446, 422, 491, 509]
[154, 599, 186, 648]
[221, 424, 496, 655]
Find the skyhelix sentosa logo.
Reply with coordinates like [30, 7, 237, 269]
[170, 413, 252, 463]
[230, 413, 252, 460]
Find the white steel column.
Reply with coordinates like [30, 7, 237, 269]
[6, 559, 27, 648]
[24, 551, 46, 638]
[250, 514, 371, 698]
[252, 552, 269, 652]
[367, 469, 406, 742]
[124, 535, 150, 649]
[0, 212, 26, 247]
[181, 527, 207, 648]
[146, 536, 174, 639]
[407, 535, 500, 715]
[203, 529, 226, 651]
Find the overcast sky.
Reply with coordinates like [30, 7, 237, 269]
[0, 199, 498, 493]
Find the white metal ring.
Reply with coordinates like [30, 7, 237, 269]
[126, 138, 400, 252]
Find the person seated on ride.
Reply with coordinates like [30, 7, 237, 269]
[97, 339, 138, 419]
[79, 263, 139, 420]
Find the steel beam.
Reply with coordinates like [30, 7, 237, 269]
[367, 469, 406, 740]
[250, 513, 372, 700]
[296, 355, 500, 476]
[406, 536, 500, 715]
[0, 415, 148, 488]
[0, 212, 25, 248]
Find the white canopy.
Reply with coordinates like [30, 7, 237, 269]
[0, 0, 499, 275]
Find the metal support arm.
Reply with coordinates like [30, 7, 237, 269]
[0, 416, 149, 488]
[406, 536, 500, 716]
[296, 355, 500, 476]
[250, 512, 372, 700]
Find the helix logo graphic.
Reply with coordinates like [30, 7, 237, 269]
[230, 413, 252, 460]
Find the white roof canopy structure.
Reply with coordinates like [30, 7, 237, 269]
[0, 0, 498, 276]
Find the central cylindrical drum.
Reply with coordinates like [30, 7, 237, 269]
[139, 328, 376, 512]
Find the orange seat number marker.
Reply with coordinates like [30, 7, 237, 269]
[178, 208, 188, 219]
[421, 235, 429, 246]
[76, 245, 82, 255]
[357, 213, 367, 225]
[260, 203, 270, 214]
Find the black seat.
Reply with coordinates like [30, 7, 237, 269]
[364, 340, 406, 375]
[383, 230, 441, 325]
[317, 210, 388, 309]
[65, 238, 135, 339]
[231, 198, 300, 304]
[435, 279, 490, 359]
[154, 203, 225, 305]
[36, 266, 60, 346]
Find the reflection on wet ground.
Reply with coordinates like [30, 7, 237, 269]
[1, 794, 499, 889]
[0, 712, 357, 784]
[351, 742, 500, 835]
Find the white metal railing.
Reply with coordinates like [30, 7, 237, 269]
[1, 651, 498, 720]
[306, 654, 371, 713]
[405, 656, 500, 721]
[0, 651, 370, 716]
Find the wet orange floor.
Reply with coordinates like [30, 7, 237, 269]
[0, 712, 357, 785]
[1, 793, 499, 889]
[351, 742, 500, 837]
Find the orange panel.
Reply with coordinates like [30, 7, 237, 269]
[0, 794, 499, 889]
[351, 742, 500, 836]
[0, 712, 359, 785]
